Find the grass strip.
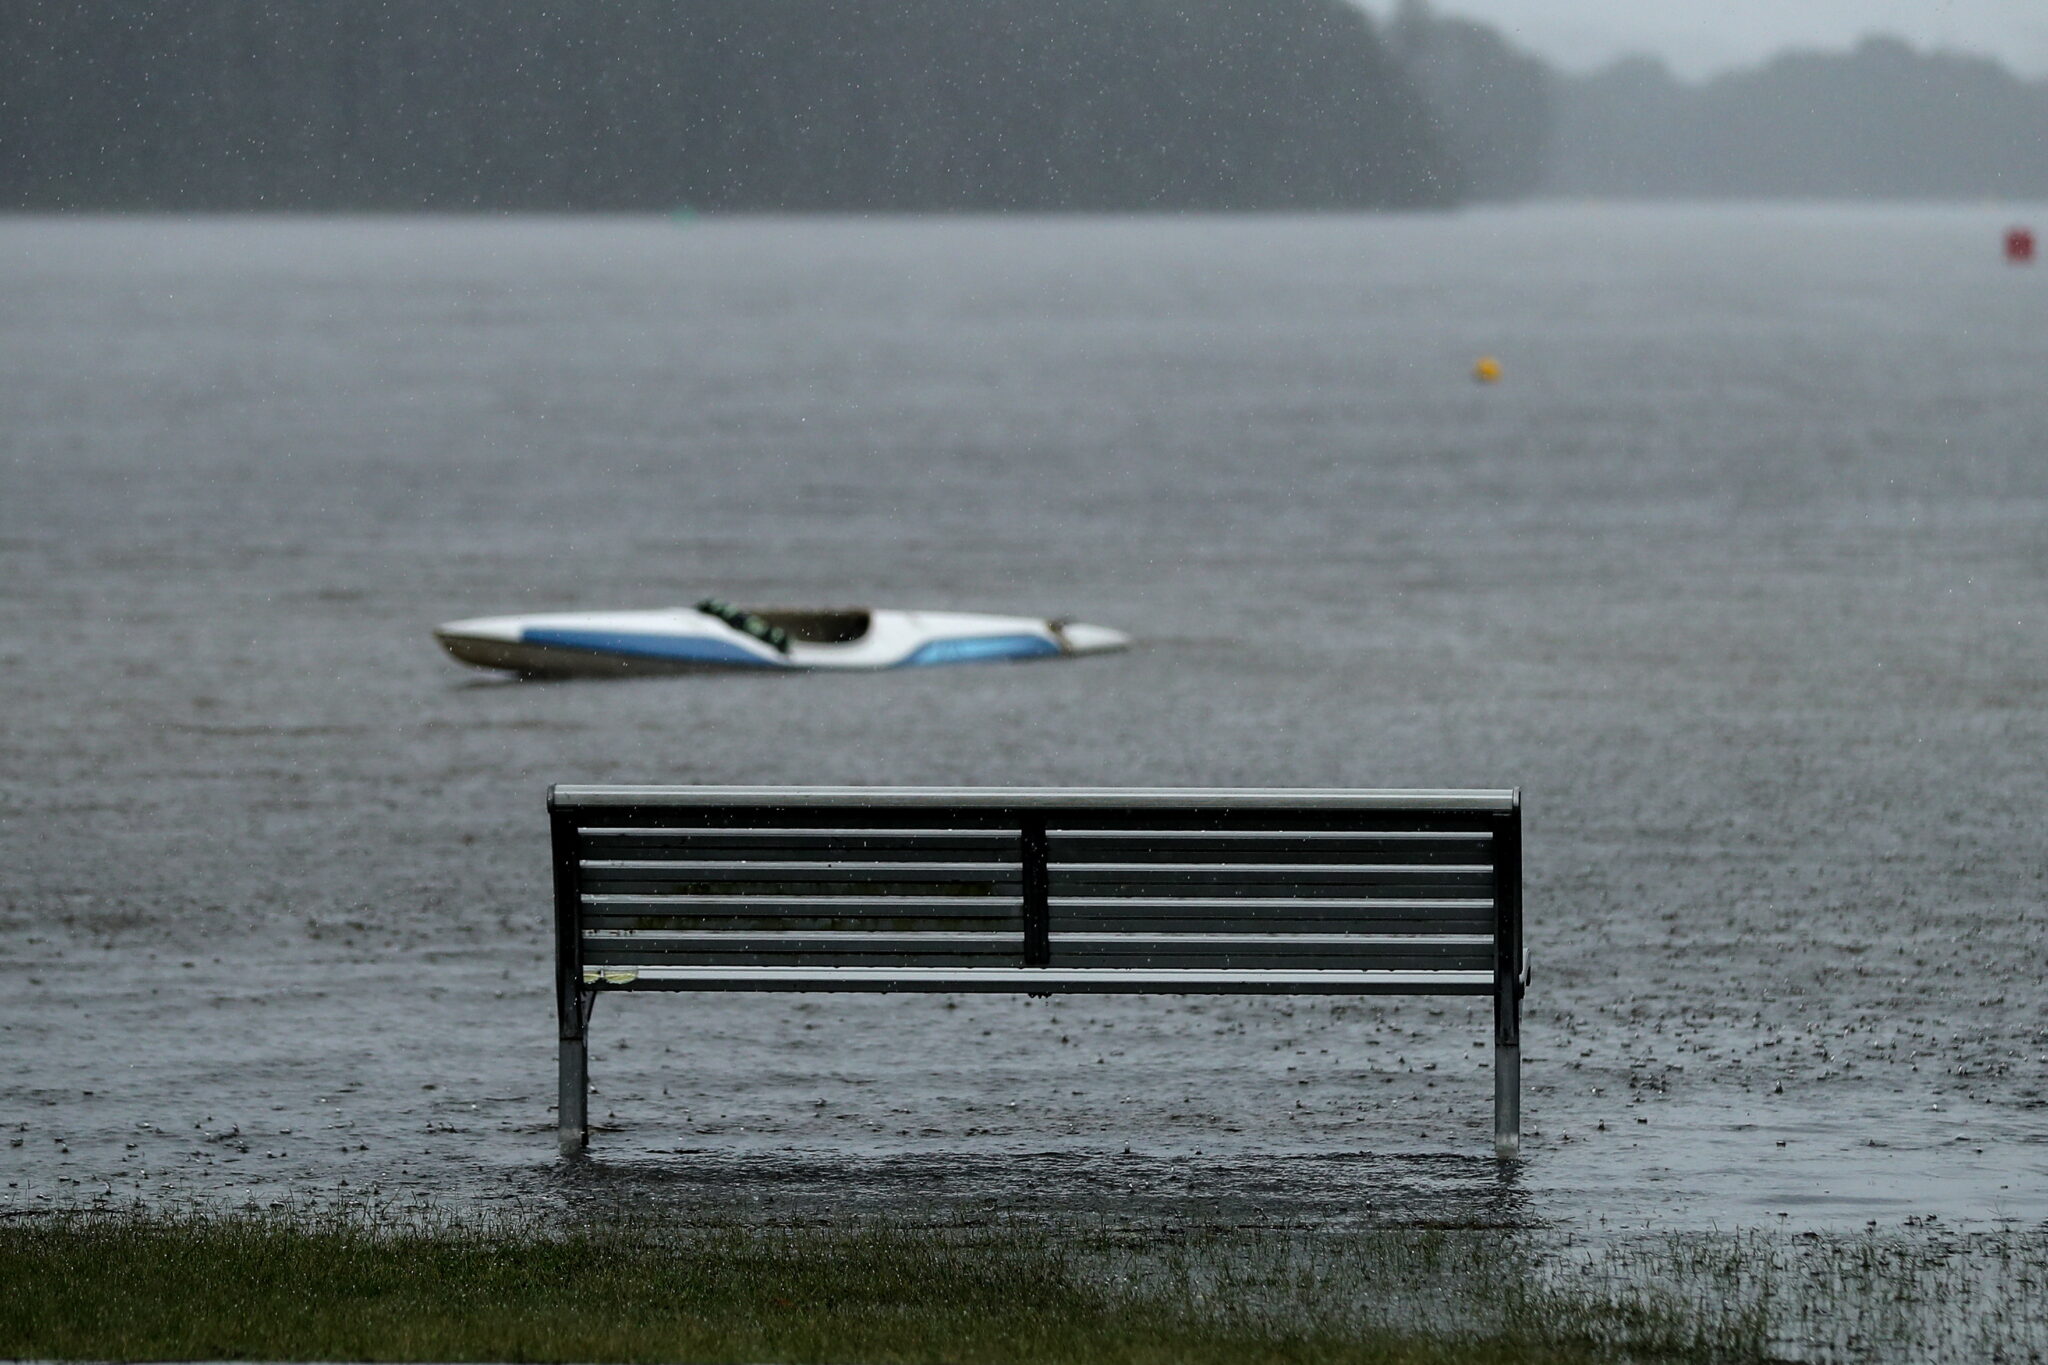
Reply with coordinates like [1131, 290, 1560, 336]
[0, 1211, 1729, 1365]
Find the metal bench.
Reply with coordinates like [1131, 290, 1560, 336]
[550, 785, 1527, 1158]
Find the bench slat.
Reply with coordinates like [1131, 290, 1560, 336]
[587, 952, 1027, 968]
[586, 929, 1020, 942]
[581, 829, 1019, 860]
[583, 894, 1021, 909]
[583, 893, 1019, 933]
[1049, 895, 1490, 912]
[1048, 865, 1491, 896]
[580, 895, 1024, 934]
[581, 826, 1020, 840]
[1051, 932, 1492, 945]
[1053, 916, 1494, 935]
[562, 806, 1505, 836]
[579, 862, 1022, 896]
[554, 786, 1517, 811]
[1051, 895, 1492, 933]
[578, 965, 1497, 994]
[581, 932, 1487, 972]
[584, 915, 1024, 932]
[1047, 944, 1493, 971]
[584, 930, 1024, 967]
[1047, 832, 1490, 864]
[1050, 862, 1489, 878]
[1047, 828, 1490, 840]
[582, 860, 1019, 875]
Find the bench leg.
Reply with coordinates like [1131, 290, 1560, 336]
[559, 1035, 588, 1156]
[1493, 1043, 1521, 1159]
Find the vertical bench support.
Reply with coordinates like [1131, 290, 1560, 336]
[1020, 815, 1051, 968]
[551, 808, 590, 1156]
[1492, 801, 1523, 1158]
[559, 1037, 588, 1156]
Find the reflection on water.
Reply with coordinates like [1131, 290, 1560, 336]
[552, 1150, 1533, 1230]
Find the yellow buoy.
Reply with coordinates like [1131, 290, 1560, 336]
[1473, 356, 1502, 384]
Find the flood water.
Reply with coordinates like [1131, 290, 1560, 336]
[3, 206, 2045, 1235]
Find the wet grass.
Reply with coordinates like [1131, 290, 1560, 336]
[2, 1210, 2043, 1363]
[1575, 1225, 2048, 1362]
[0, 1210, 1730, 1365]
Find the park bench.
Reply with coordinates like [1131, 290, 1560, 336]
[549, 785, 1527, 1158]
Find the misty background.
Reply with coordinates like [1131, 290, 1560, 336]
[4, 0, 2046, 211]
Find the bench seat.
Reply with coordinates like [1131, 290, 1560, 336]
[578, 965, 1499, 991]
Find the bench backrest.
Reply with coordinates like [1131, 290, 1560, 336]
[550, 786, 1520, 993]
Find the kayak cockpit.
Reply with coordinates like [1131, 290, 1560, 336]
[750, 607, 874, 644]
[694, 600, 875, 653]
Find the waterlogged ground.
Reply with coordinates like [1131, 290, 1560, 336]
[2, 207, 2046, 1239]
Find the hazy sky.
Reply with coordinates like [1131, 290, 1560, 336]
[1365, 0, 2048, 80]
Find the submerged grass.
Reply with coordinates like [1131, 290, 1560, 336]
[3, 1208, 2042, 1363]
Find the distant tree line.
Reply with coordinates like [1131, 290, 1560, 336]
[0, 0, 1461, 210]
[1385, 0, 1549, 202]
[11, 0, 2034, 211]
[1548, 37, 2048, 199]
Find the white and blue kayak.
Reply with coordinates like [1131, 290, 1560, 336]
[434, 598, 1130, 677]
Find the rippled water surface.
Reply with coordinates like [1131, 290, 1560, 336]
[3, 207, 2045, 1233]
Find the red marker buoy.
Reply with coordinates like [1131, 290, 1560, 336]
[2007, 227, 2035, 264]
